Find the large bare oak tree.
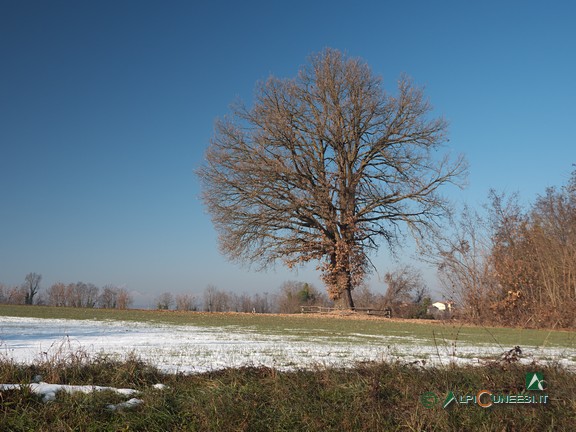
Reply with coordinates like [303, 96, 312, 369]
[198, 49, 466, 308]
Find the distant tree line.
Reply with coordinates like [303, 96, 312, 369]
[0, 275, 133, 310]
[154, 286, 274, 313]
[1, 269, 432, 319]
[150, 273, 430, 319]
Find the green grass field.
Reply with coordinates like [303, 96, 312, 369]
[1, 304, 574, 350]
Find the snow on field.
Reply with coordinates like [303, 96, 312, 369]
[1, 316, 575, 373]
[0, 381, 140, 403]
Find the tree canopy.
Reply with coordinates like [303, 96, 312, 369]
[199, 49, 466, 307]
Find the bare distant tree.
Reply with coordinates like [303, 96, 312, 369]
[156, 292, 174, 310]
[84, 283, 99, 308]
[230, 293, 252, 313]
[23, 272, 41, 305]
[99, 285, 133, 309]
[175, 293, 197, 311]
[203, 285, 230, 312]
[99, 285, 118, 308]
[13, 287, 28, 304]
[383, 265, 427, 306]
[425, 203, 495, 320]
[116, 288, 133, 310]
[65, 282, 99, 308]
[65, 283, 77, 307]
[203, 285, 217, 312]
[352, 284, 378, 309]
[0, 283, 26, 305]
[199, 48, 465, 308]
[252, 292, 270, 313]
[47, 282, 67, 306]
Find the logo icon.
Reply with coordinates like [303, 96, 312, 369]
[420, 391, 439, 408]
[442, 391, 457, 409]
[526, 372, 546, 391]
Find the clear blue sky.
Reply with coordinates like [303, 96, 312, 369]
[1, 1, 575, 307]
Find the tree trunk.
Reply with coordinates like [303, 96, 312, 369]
[326, 247, 356, 309]
[339, 267, 356, 310]
[344, 285, 355, 310]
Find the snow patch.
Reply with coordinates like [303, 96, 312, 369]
[0, 382, 139, 403]
[106, 398, 144, 410]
